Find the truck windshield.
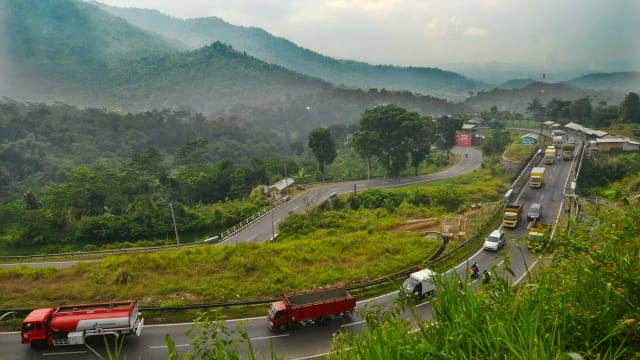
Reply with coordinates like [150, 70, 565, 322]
[402, 278, 420, 292]
[504, 213, 517, 220]
[21, 323, 40, 331]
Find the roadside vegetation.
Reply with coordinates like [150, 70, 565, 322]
[322, 150, 640, 359]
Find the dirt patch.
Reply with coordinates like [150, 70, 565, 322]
[393, 218, 439, 233]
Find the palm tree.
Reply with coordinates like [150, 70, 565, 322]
[526, 98, 544, 121]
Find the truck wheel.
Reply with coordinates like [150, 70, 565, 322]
[278, 324, 288, 332]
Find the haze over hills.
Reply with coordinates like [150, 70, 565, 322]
[92, 1, 488, 99]
[566, 72, 640, 93]
[0, 0, 332, 113]
[0, 0, 465, 123]
[463, 82, 625, 114]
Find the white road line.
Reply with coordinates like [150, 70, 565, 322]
[251, 333, 290, 341]
[0, 331, 20, 335]
[149, 344, 190, 350]
[291, 352, 331, 360]
[341, 320, 366, 328]
[246, 234, 257, 242]
[42, 351, 88, 356]
[357, 290, 398, 305]
[513, 259, 540, 285]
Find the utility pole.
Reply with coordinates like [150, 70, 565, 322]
[169, 202, 180, 245]
[367, 159, 371, 190]
[284, 163, 288, 192]
[271, 212, 275, 241]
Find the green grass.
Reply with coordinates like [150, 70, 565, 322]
[504, 143, 536, 162]
[0, 209, 437, 309]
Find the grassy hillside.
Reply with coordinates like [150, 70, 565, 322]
[94, 1, 487, 98]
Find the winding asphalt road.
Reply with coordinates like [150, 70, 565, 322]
[0, 144, 578, 359]
[0, 147, 481, 270]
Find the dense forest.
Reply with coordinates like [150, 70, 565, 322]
[0, 100, 305, 199]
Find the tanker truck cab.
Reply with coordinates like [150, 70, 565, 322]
[402, 269, 436, 299]
[21, 308, 54, 348]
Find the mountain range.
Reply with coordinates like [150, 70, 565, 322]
[92, 1, 488, 99]
[0, 0, 637, 121]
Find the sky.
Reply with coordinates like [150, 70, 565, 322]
[99, 0, 640, 71]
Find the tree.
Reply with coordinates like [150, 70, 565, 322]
[403, 117, 436, 175]
[308, 127, 337, 177]
[176, 138, 210, 169]
[354, 105, 417, 177]
[619, 92, 640, 123]
[435, 116, 464, 156]
[546, 98, 571, 122]
[23, 191, 40, 210]
[569, 97, 593, 123]
[526, 98, 545, 121]
[482, 129, 511, 158]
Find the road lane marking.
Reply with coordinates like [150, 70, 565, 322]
[341, 320, 365, 328]
[357, 290, 398, 305]
[291, 352, 331, 360]
[42, 351, 88, 356]
[251, 334, 290, 341]
[246, 234, 257, 241]
[149, 344, 190, 349]
[513, 259, 540, 285]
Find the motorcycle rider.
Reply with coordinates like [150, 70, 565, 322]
[470, 262, 480, 278]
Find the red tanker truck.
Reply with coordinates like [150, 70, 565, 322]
[20, 300, 144, 349]
[267, 287, 356, 331]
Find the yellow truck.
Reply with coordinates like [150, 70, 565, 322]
[562, 142, 575, 160]
[553, 136, 563, 148]
[530, 167, 545, 188]
[527, 221, 549, 252]
[502, 202, 523, 228]
[544, 146, 556, 165]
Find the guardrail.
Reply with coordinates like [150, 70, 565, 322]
[219, 198, 286, 242]
[0, 200, 288, 261]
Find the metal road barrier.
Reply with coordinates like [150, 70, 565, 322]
[0, 200, 288, 261]
[219, 198, 286, 242]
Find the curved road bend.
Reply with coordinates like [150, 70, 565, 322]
[0, 147, 481, 270]
[222, 146, 482, 245]
[0, 144, 579, 359]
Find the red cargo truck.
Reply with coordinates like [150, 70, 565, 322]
[267, 287, 356, 331]
[20, 300, 144, 349]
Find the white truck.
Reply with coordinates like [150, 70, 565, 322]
[402, 269, 436, 298]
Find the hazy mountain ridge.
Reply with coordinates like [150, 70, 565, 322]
[0, 0, 333, 113]
[566, 72, 640, 93]
[464, 82, 625, 113]
[93, 1, 488, 98]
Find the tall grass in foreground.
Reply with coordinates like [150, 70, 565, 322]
[329, 207, 640, 359]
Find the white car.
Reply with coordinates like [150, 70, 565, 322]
[483, 230, 506, 251]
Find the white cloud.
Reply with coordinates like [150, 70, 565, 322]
[463, 27, 489, 37]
